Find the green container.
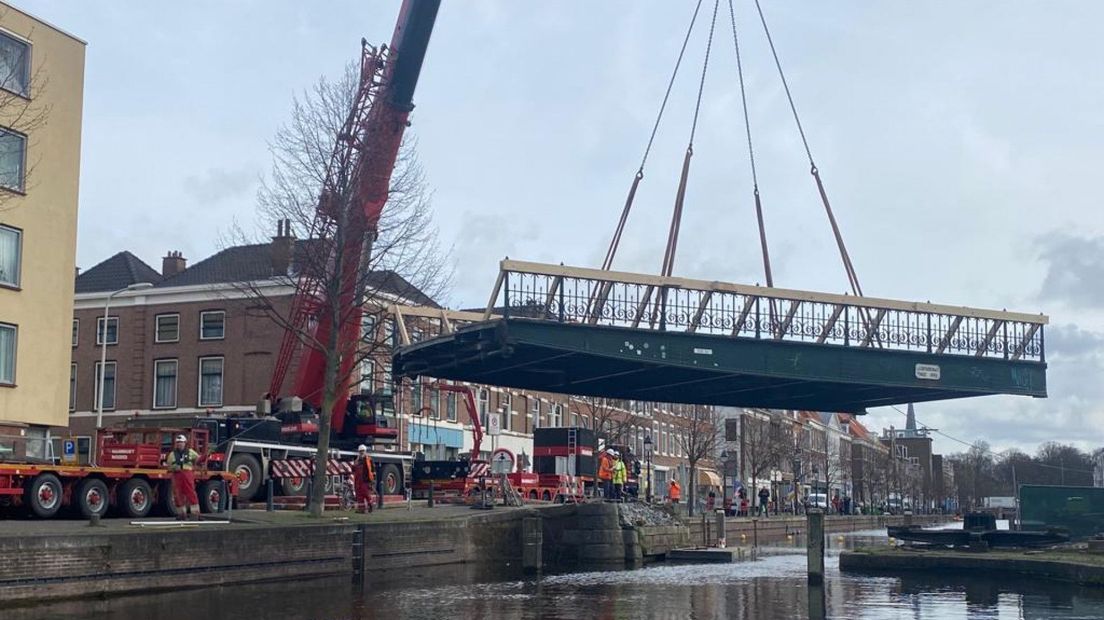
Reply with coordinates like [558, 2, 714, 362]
[1019, 484, 1104, 539]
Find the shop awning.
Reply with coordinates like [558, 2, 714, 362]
[697, 469, 721, 487]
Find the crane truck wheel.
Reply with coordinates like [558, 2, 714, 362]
[229, 453, 263, 501]
[118, 478, 153, 518]
[75, 478, 110, 519]
[280, 477, 307, 496]
[199, 479, 224, 514]
[25, 473, 63, 519]
[156, 480, 177, 517]
[379, 464, 402, 496]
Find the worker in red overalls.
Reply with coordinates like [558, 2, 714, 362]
[354, 444, 375, 514]
[166, 434, 200, 521]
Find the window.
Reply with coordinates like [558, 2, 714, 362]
[381, 363, 393, 396]
[68, 363, 77, 411]
[530, 399, 541, 430]
[551, 403, 563, 427]
[155, 314, 180, 343]
[93, 361, 116, 410]
[0, 224, 20, 286]
[501, 392, 512, 431]
[446, 391, 457, 422]
[411, 379, 422, 415]
[96, 316, 119, 345]
[0, 32, 30, 97]
[571, 412, 579, 427]
[477, 388, 489, 428]
[0, 322, 15, 385]
[429, 386, 440, 420]
[200, 311, 225, 340]
[359, 359, 375, 395]
[71, 319, 78, 347]
[198, 357, 224, 407]
[153, 359, 178, 409]
[0, 129, 26, 192]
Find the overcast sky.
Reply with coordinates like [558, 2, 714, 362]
[24, 1, 1104, 457]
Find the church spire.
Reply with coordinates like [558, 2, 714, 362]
[905, 403, 917, 431]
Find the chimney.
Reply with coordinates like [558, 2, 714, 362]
[271, 218, 295, 275]
[162, 251, 187, 277]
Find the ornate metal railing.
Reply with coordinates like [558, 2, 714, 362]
[476, 260, 1048, 363]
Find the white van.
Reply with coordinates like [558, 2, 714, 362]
[807, 493, 828, 509]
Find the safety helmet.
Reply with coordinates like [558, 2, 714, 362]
[174, 434, 187, 443]
[358, 444, 368, 452]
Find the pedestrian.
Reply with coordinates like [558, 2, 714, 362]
[353, 444, 375, 514]
[598, 449, 614, 500]
[758, 486, 770, 518]
[668, 478, 681, 505]
[706, 489, 716, 512]
[165, 434, 200, 521]
[611, 451, 627, 502]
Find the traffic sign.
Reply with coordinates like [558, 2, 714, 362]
[487, 412, 501, 436]
[61, 439, 77, 465]
[491, 448, 515, 474]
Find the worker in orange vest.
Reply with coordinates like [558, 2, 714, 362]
[597, 449, 614, 500]
[669, 479, 681, 504]
[353, 444, 375, 514]
[165, 434, 200, 521]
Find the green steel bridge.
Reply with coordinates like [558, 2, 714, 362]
[390, 260, 1047, 413]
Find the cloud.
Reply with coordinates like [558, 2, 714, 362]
[1036, 232, 1104, 309]
[183, 167, 258, 204]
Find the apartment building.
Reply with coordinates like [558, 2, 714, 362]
[0, 5, 85, 443]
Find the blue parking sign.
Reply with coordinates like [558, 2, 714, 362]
[62, 439, 76, 464]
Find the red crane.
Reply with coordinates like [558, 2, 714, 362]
[268, 0, 441, 443]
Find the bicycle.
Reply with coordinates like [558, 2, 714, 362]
[335, 475, 356, 512]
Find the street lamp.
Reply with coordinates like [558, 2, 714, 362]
[720, 450, 730, 510]
[96, 282, 153, 429]
[643, 434, 653, 503]
[792, 446, 802, 514]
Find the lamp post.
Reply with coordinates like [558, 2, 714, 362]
[96, 282, 153, 429]
[643, 433, 653, 503]
[792, 446, 802, 514]
[720, 450, 730, 510]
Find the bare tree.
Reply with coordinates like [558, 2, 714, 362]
[739, 410, 794, 503]
[237, 66, 450, 517]
[574, 396, 649, 451]
[674, 405, 720, 517]
[0, 16, 51, 212]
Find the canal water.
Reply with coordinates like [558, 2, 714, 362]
[13, 529, 1104, 620]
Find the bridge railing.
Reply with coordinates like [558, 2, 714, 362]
[484, 260, 1048, 363]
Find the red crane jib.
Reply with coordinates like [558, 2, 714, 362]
[273, 0, 441, 436]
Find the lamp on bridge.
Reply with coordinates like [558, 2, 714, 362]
[643, 434, 653, 503]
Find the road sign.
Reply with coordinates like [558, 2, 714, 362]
[491, 448, 515, 474]
[487, 412, 501, 436]
[61, 439, 77, 465]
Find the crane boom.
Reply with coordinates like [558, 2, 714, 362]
[269, 0, 441, 440]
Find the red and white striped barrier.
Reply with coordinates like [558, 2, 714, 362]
[269, 458, 353, 479]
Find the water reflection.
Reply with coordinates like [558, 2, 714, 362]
[13, 529, 1104, 620]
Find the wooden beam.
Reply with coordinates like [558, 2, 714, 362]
[936, 316, 963, 354]
[687, 291, 714, 334]
[732, 296, 756, 337]
[859, 309, 886, 348]
[817, 305, 845, 344]
[631, 286, 654, 329]
[542, 275, 562, 318]
[483, 269, 506, 321]
[1011, 323, 1040, 361]
[975, 320, 1004, 357]
[774, 301, 801, 340]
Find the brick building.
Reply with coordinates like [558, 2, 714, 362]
[70, 233, 710, 496]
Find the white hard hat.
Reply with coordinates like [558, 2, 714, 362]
[358, 444, 368, 452]
[175, 434, 187, 442]
[608, 449, 619, 457]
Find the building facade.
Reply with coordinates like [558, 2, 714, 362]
[0, 5, 85, 442]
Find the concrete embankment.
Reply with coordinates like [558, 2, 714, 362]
[0, 504, 945, 604]
[841, 547, 1104, 587]
[687, 513, 946, 546]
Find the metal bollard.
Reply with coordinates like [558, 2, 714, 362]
[266, 478, 274, 512]
[428, 482, 435, 508]
[305, 478, 313, 512]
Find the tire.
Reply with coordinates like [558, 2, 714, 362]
[25, 474, 63, 519]
[118, 478, 153, 518]
[156, 480, 177, 517]
[528, 490, 538, 500]
[280, 477, 307, 497]
[228, 453, 263, 501]
[199, 479, 225, 514]
[542, 490, 552, 502]
[379, 464, 402, 496]
[75, 478, 110, 519]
